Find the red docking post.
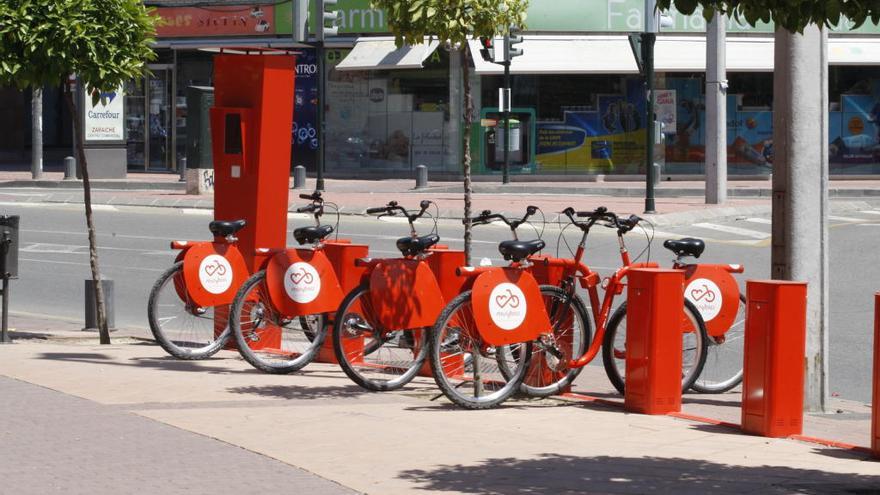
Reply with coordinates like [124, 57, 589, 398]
[624, 268, 686, 415]
[872, 292, 879, 458]
[741, 280, 808, 438]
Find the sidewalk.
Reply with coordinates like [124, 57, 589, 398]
[1, 171, 879, 226]
[1, 313, 878, 494]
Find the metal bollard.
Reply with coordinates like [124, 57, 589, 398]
[293, 165, 306, 190]
[63, 156, 76, 180]
[83, 279, 115, 332]
[415, 165, 428, 190]
[178, 157, 187, 182]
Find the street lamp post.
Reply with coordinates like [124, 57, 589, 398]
[643, 0, 658, 214]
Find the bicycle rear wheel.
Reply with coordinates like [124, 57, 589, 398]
[230, 270, 328, 374]
[601, 299, 708, 394]
[508, 285, 590, 398]
[147, 261, 231, 360]
[429, 290, 533, 409]
[332, 284, 428, 391]
[691, 294, 746, 393]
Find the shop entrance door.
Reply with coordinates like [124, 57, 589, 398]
[145, 64, 174, 171]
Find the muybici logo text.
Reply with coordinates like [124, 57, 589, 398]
[488, 283, 527, 330]
[199, 255, 233, 294]
[685, 278, 723, 321]
[284, 262, 321, 303]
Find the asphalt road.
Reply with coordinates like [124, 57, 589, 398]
[3, 198, 879, 404]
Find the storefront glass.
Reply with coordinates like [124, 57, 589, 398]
[324, 47, 453, 173]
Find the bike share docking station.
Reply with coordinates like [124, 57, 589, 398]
[209, 50, 368, 358]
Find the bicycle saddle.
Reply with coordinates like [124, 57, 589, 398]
[396, 234, 440, 257]
[498, 239, 545, 262]
[209, 219, 246, 237]
[293, 225, 334, 245]
[663, 238, 705, 258]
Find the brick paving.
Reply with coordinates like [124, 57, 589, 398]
[0, 375, 357, 495]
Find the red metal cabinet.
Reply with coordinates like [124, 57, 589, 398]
[624, 268, 685, 415]
[873, 293, 880, 458]
[741, 280, 808, 438]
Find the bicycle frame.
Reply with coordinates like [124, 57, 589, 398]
[531, 231, 657, 370]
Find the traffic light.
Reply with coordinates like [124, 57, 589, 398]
[506, 27, 524, 61]
[315, 0, 338, 42]
[478, 37, 495, 63]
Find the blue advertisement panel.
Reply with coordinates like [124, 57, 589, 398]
[535, 78, 646, 173]
[292, 48, 319, 171]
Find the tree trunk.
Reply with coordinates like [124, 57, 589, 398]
[63, 82, 110, 345]
[460, 47, 473, 265]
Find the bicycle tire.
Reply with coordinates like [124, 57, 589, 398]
[429, 290, 533, 409]
[601, 299, 708, 395]
[332, 284, 428, 391]
[147, 261, 231, 360]
[691, 294, 746, 393]
[501, 285, 591, 398]
[230, 270, 328, 374]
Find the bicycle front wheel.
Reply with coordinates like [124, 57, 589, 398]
[147, 261, 231, 360]
[429, 290, 533, 409]
[601, 299, 708, 395]
[332, 284, 428, 391]
[230, 270, 328, 374]
[691, 294, 746, 393]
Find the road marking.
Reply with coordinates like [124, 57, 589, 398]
[857, 223, 880, 226]
[692, 223, 769, 240]
[20, 257, 164, 272]
[181, 208, 213, 216]
[743, 218, 772, 225]
[21, 229, 174, 242]
[829, 215, 865, 222]
[287, 212, 311, 220]
[90, 204, 118, 211]
[859, 210, 880, 215]
[20, 243, 79, 254]
[378, 216, 420, 225]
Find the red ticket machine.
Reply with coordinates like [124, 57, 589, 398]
[741, 280, 808, 438]
[210, 52, 295, 271]
[624, 268, 686, 415]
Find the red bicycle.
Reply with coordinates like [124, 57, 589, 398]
[495, 207, 710, 398]
[332, 200, 451, 391]
[228, 192, 353, 374]
[147, 219, 249, 359]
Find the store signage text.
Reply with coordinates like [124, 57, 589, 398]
[84, 85, 124, 142]
[156, 5, 276, 37]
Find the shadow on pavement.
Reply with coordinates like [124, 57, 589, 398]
[226, 384, 368, 400]
[36, 352, 250, 375]
[397, 453, 880, 494]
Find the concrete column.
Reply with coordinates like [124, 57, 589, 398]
[31, 87, 43, 180]
[705, 14, 726, 204]
[771, 26, 829, 413]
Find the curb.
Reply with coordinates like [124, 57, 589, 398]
[0, 180, 186, 191]
[3, 191, 878, 228]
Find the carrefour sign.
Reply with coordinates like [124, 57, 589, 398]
[84, 85, 124, 142]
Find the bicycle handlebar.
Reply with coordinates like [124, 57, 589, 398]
[467, 205, 540, 232]
[563, 206, 642, 234]
[296, 204, 317, 213]
[299, 192, 322, 201]
[366, 200, 433, 224]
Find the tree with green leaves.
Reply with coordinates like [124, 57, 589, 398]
[0, 0, 157, 344]
[371, 0, 528, 263]
[656, 0, 876, 31]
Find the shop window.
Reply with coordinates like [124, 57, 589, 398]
[324, 48, 452, 172]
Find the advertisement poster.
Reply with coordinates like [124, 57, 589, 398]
[535, 79, 646, 173]
[292, 48, 319, 170]
[655, 89, 677, 131]
[155, 5, 275, 37]
[84, 85, 124, 142]
[829, 93, 880, 172]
